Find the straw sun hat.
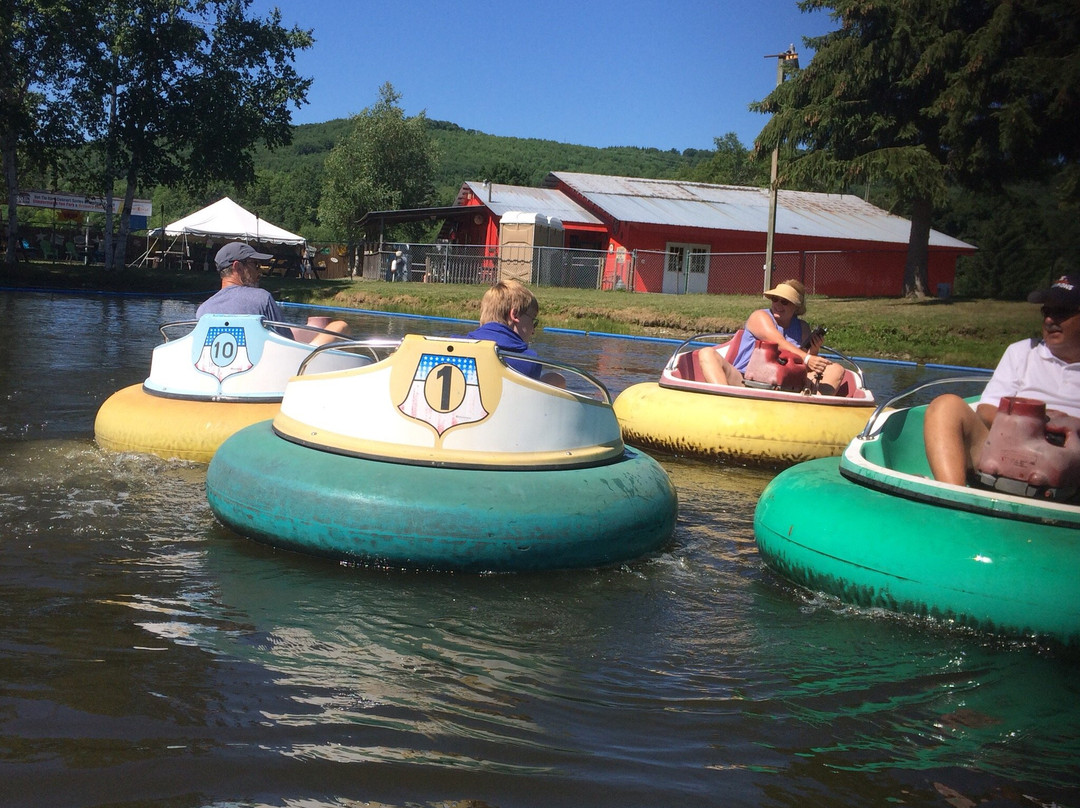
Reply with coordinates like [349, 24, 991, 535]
[764, 281, 806, 316]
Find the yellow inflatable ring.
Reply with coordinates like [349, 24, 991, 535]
[613, 381, 877, 466]
[94, 384, 280, 463]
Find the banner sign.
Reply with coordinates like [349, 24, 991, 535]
[16, 190, 152, 217]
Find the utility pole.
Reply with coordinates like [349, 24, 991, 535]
[762, 44, 799, 293]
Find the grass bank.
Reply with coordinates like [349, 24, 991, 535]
[272, 278, 1033, 369]
[4, 261, 1043, 369]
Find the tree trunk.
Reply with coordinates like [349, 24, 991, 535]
[103, 153, 140, 272]
[102, 80, 119, 271]
[903, 195, 932, 298]
[2, 132, 19, 271]
[113, 171, 140, 271]
[102, 194, 116, 271]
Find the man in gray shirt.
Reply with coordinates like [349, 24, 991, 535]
[197, 242, 348, 345]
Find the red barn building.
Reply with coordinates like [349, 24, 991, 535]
[447, 172, 975, 297]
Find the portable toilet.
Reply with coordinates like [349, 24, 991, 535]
[499, 211, 564, 284]
[536, 215, 565, 285]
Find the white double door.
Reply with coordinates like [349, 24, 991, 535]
[662, 243, 709, 294]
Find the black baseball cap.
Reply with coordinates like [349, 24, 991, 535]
[1028, 274, 1080, 309]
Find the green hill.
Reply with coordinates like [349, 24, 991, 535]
[422, 119, 710, 198]
[241, 117, 710, 239]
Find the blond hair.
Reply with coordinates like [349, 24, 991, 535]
[478, 280, 538, 325]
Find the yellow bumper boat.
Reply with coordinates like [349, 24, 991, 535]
[613, 331, 878, 466]
[95, 314, 382, 462]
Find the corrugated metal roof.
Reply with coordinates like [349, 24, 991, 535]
[547, 172, 974, 250]
[456, 181, 603, 226]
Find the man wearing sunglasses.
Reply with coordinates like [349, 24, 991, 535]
[923, 273, 1080, 485]
[197, 241, 348, 346]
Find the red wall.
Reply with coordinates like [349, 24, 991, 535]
[622, 223, 968, 296]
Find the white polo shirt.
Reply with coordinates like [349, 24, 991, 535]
[979, 339, 1080, 418]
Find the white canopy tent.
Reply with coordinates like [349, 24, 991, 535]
[135, 197, 306, 270]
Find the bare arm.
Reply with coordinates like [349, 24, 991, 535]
[746, 311, 828, 374]
[746, 310, 802, 353]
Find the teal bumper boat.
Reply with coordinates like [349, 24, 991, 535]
[754, 379, 1080, 646]
[207, 334, 677, 572]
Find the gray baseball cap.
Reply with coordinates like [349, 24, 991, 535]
[215, 242, 272, 270]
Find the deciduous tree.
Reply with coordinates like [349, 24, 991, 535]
[79, 0, 313, 268]
[1, 0, 98, 268]
[319, 83, 439, 249]
[676, 133, 767, 187]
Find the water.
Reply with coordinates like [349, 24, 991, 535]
[1, 290, 1076, 808]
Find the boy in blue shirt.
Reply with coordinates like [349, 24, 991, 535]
[467, 280, 565, 387]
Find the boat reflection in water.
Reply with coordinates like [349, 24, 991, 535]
[0, 291, 1075, 808]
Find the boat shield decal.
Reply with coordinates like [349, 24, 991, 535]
[398, 352, 489, 436]
[194, 325, 254, 382]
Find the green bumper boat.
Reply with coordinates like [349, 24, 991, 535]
[754, 379, 1080, 646]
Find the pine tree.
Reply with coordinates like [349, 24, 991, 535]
[755, 0, 1079, 297]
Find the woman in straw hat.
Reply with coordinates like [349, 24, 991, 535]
[698, 279, 845, 395]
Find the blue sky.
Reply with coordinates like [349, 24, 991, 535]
[249, 0, 836, 152]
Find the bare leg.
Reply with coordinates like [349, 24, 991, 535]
[308, 320, 349, 347]
[697, 347, 743, 386]
[923, 394, 989, 485]
[540, 371, 567, 388]
[816, 362, 847, 396]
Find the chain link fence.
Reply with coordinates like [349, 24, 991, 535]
[356, 243, 914, 296]
[360, 243, 611, 288]
[632, 249, 912, 296]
